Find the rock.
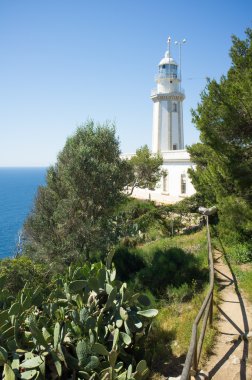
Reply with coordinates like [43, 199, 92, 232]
[195, 370, 209, 379]
[232, 356, 240, 365]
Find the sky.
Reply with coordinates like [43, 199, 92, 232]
[0, 1, 251, 167]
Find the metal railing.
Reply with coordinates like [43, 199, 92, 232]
[180, 207, 217, 380]
[155, 72, 179, 80]
[151, 88, 185, 97]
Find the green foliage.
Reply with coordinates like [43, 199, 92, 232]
[233, 265, 252, 302]
[113, 229, 208, 298]
[188, 28, 252, 244]
[113, 247, 146, 282]
[170, 193, 206, 214]
[127, 145, 163, 195]
[114, 198, 192, 245]
[0, 257, 50, 300]
[226, 243, 252, 264]
[23, 121, 131, 264]
[0, 262, 157, 379]
[166, 281, 197, 304]
[218, 196, 252, 245]
[137, 247, 207, 296]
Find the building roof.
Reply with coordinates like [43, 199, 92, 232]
[159, 51, 178, 66]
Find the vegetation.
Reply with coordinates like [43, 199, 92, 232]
[23, 121, 130, 265]
[0, 261, 157, 380]
[23, 122, 164, 267]
[188, 27, 252, 249]
[0, 257, 49, 298]
[140, 229, 217, 378]
[3, 27, 252, 379]
[114, 197, 203, 248]
[126, 146, 163, 195]
[233, 264, 252, 303]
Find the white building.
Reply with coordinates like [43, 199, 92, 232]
[151, 37, 195, 200]
[123, 37, 196, 203]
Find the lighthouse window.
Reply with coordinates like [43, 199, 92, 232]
[181, 174, 186, 194]
[162, 172, 168, 193]
[172, 103, 177, 112]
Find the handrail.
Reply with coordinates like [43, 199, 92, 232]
[180, 210, 215, 380]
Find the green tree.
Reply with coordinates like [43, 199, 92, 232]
[126, 145, 163, 195]
[188, 28, 252, 243]
[23, 121, 130, 264]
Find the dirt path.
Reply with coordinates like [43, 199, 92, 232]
[204, 251, 252, 379]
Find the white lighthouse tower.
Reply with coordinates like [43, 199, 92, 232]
[122, 36, 196, 202]
[151, 37, 185, 153]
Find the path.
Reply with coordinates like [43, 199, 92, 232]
[204, 250, 252, 380]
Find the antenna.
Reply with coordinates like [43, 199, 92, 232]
[167, 36, 171, 81]
[174, 38, 186, 91]
[167, 36, 171, 56]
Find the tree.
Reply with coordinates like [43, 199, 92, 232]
[23, 121, 130, 264]
[188, 28, 252, 243]
[126, 145, 163, 195]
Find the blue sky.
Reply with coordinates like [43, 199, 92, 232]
[0, 0, 251, 166]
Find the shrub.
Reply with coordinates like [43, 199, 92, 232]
[113, 246, 146, 282]
[137, 247, 208, 296]
[0, 262, 157, 379]
[0, 256, 50, 296]
[166, 281, 197, 303]
[227, 243, 252, 264]
[218, 196, 252, 245]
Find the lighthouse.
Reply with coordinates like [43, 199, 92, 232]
[122, 35, 196, 201]
[151, 37, 185, 153]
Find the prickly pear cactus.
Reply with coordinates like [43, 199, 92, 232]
[0, 262, 158, 379]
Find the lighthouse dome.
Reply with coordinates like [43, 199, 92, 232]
[159, 51, 178, 66]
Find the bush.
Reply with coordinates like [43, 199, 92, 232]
[227, 243, 252, 264]
[218, 196, 252, 245]
[137, 247, 208, 296]
[0, 256, 50, 296]
[171, 193, 205, 214]
[166, 281, 197, 303]
[113, 246, 146, 282]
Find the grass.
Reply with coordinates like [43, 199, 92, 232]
[125, 228, 218, 378]
[138, 227, 208, 261]
[147, 285, 218, 378]
[212, 234, 252, 303]
[233, 264, 252, 303]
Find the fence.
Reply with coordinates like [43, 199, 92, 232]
[180, 208, 216, 380]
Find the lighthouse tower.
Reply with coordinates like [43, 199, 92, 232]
[151, 37, 185, 153]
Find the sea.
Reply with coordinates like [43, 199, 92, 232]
[0, 168, 47, 259]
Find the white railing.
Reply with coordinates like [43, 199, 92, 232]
[151, 88, 185, 97]
[155, 73, 179, 80]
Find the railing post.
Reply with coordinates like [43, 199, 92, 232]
[193, 330, 198, 375]
[209, 293, 213, 327]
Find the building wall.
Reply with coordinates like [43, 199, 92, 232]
[152, 102, 160, 153]
[121, 150, 196, 199]
[158, 150, 196, 197]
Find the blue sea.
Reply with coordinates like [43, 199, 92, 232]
[0, 168, 47, 259]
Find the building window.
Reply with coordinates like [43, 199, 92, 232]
[181, 174, 186, 194]
[172, 103, 177, 112]
[162, 172, 168, 192]
[173, 144, 177, 150]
